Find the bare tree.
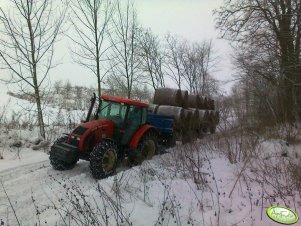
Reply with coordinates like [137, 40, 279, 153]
[164, 34, 217, 95]
[68, 0, 116, 97]
[108, 1, 142, 98]
[215, 0, 301, 123]
[0, 0, 66, 138]
[131, 84, 152, 102]
[180, 40, 216, 95]
[164, 34, 185, 89]
[54, 80, 63, 94]
[138, 28, 165, 90]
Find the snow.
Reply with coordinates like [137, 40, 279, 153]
[0, 148, 48, 172]
[0, 135, 300, 226]
[0, 92, 300, 226]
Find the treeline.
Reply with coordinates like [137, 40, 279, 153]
[0, 0, 217, 138]
[7, 80, 153, 111]
[215, 0, 301, 132]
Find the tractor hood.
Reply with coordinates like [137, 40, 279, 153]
[68, 119, 115, 152]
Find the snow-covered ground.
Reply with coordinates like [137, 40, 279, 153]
[0, 134, 300, 226]
[1, 88, 300, 226]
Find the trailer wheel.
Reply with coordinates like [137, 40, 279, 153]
[50, 137, 78, 170]
[210, 126, 216, 134]
[90, 140, 118, 179]
[166, 135, 176, 148]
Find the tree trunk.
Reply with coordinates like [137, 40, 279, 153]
[28, 14, 46, 138]
[277, 1, 298, 123]
[94, 4, 101, 98]
[34, 87, 46, 138]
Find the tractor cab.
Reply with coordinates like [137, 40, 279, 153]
[96, 95, 149, 145]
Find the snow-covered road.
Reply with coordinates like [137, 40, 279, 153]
[0, 155, 97, 226]
[0, 140, 300, 226]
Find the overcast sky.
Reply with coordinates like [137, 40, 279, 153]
[0, 0, 234, 95]
[135, 0, 234, 93]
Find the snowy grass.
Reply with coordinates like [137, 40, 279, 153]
[1, 135, 300, 226]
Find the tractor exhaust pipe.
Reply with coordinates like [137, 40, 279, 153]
[85, 93, 96, 122]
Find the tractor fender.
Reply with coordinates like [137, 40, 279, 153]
[129, 125, 157, 149]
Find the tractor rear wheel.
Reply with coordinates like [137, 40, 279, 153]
[90, 140, 118, 179]
[130, 131, 158, 165]
[50, 137, 78, 170]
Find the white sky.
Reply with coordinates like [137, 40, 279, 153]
[134, 0, 234, 93]
[0, 0, 234, 95]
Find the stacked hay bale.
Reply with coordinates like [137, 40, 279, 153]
[183, 109, 193, 130]
[187, 94, 201, 109]
[181, 90, 189, 108]
[148, 104, 159, 114]
[151, 88, 219, 143]
[153, 88, 183, 107]
[185, 94, 218, 136]
[187, 108, 200, 131]
[153, 88, 186, 133]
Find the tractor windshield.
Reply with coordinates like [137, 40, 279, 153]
[97, 100, 127, 126]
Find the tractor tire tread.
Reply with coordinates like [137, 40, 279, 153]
[89, 140, 118, 179]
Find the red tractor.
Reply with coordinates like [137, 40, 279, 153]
[50, 94, 159, 179]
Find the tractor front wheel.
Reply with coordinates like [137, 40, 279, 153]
[90, 140, 118, 179]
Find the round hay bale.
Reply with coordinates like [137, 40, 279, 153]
[207, 110, 218, 128]
[156, 105, 184, 131]
[188, 108, 200, 130]
[181, 90, 188, 108]
[203, 97, 209, 109]
[148, 104, 159, 114]
[210, 99, 215, 110]
[183, 109, 193, 130]
[205, 98, 214, 110]
[208, 110, 217, 134]
[153, 88, 182, 107]
[203, 110, 210, 124]
[214, 110, 220, 124]
[198, 110, 210, 133]
[198, 110, 206, 122]
[209, 110, 215, 121]
[187, 94, 201, 108]
[199, 96, 204, 109]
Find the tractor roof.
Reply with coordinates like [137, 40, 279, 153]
[101, 95, 149, 107]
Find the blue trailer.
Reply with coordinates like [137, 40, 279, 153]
[147, 114, 176, 148]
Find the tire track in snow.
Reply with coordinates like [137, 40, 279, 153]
[0, 160, 50, 183]
[0, 160, 96, 226]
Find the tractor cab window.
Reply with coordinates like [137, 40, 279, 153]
[121, 105, 143, 145]
[127, 106, 142, 126]
[97, 100, 127, 126]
